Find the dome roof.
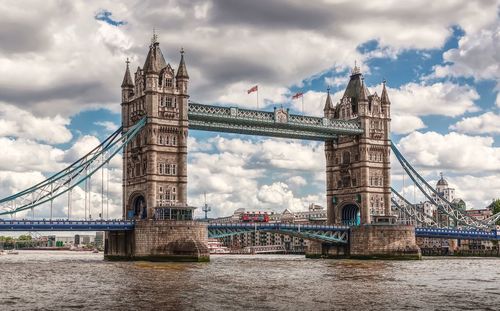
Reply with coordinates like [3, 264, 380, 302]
[437, 173, 448, 187]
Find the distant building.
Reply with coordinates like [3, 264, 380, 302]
[95, 232, 104, 249]
[210, 204, 327, 252]
[465, 209, 492, 221]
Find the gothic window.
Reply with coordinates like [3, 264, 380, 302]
[159, 75, 163, 87]
[166, 97, 173, 108]
[166, 78, 173, 88]
[342, 176, 351, 187]
[166, 164, 171, 175]
[342, 151, 350, 165]
[159, 136, 163, 145]
[166, 136, 170, 145]
[172, 136, 177, 146]
[159, 163, 164, 175]
[159, 186, 163, 193]
[135, 164, 140, 176]
[171, 164, 177, 175]
[165, 190, 171, 201]
[337, 180, 342, 189]
[335, 157, 339, 165]
[352, 178, 357, 187]
[142, 161, 147, 175]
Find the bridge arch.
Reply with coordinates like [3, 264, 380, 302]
[129, 193, 147, 220]
[339, 202, 360, 226]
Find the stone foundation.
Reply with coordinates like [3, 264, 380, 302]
[104, 220, 209, 262]
[349, 224, 421, 259]
[305, 241, 348, 259]
[306, 225, 421, 260]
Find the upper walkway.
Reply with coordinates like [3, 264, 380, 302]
[187, 103, 363, 141]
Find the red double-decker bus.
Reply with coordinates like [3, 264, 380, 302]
[240, 212, 270, 223]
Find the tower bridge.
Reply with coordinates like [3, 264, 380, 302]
[1, 36, 499, 261]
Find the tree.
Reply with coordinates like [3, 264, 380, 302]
[18, 235, 32, 241]
[489, 199, 500, 225]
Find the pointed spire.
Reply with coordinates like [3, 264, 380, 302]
[323, 87, 333, 112]
[381, 79, 391, 105]
[176, 47, 189, 79]
[359, 78, 369, 102]
[121, 58, 134, 88]
[143, 30, 166, 74]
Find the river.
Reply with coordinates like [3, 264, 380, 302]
[0, 251, 499, 310]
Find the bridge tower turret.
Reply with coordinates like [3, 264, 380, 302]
[121, 35, 191, 221]
[324, 65, 391, 226]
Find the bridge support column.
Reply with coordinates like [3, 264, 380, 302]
[104, 220, 209, 262]
[349, 224, 421, 260]
[305, 241, 348, 259]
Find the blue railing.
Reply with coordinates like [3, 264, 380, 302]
[0, 220, 135, 231]
[415, 227, 499, 240]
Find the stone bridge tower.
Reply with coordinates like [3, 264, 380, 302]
[324, 66, 391, 225]
[120, 36, 190, 221]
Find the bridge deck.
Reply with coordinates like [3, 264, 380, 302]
[0, 220, 134, 231]
[188, 103, 363, 140]
[0, 220, 497, 241]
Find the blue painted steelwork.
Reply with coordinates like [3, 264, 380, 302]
[0, 220, 134, 231]
[391, 143, 491, 230]
[188, 103, 363, 141]
[415, 228, 499, 241]
[208, 223, 350, 244]
[0, 117, 147, 216]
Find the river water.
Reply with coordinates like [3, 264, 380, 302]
[0, 251, 499, 311]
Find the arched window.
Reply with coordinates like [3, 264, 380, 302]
[159, 136, 163, 145]
[172, 136, 177, 146]
[166, 136, 170, 145]
[166, 164, 171, 175]
[342, 151, 350, 164]
[159, 163, 164, 175]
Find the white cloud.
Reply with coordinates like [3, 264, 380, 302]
[397, 131, 500, 173]
[450, 112, 500, 134]
[389, 82, 479, 117]
[94, 121, 119, 132]
[0, 0, 497, 119]
[187, 135, 326, 217]
[0, 138, 64, 172]
[452, 175, 500, 210]
[391, 115, 426, 135]
[0, 102, 72, 144]
[434, 21, 499, 82]
[288, 175, 307, 187]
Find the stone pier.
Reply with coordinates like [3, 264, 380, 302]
[306, 224, 421, 260]
[104, 220, 209, 262]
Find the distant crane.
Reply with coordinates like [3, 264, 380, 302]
[202, 192, 211, 220]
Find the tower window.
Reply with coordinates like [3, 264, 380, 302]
[166, 97, 173, 108]
[172, 136, 177, 146]
[159, 163, 164, 175]
[166, 78, 173, 88]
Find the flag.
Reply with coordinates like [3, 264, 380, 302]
[247, 85, 258, 94]
[292, 92, 303, 99]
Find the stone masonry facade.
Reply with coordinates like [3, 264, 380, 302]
[324, 65, 391, 225]
[121, 35, 189, 220]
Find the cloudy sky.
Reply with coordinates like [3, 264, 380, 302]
[0, 0, 499, 219]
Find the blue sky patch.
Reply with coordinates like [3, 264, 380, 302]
[95, 9, 126, 26]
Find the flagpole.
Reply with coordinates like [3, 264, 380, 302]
[256, 88, 259, 109]
[301, 95, 304, 115]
